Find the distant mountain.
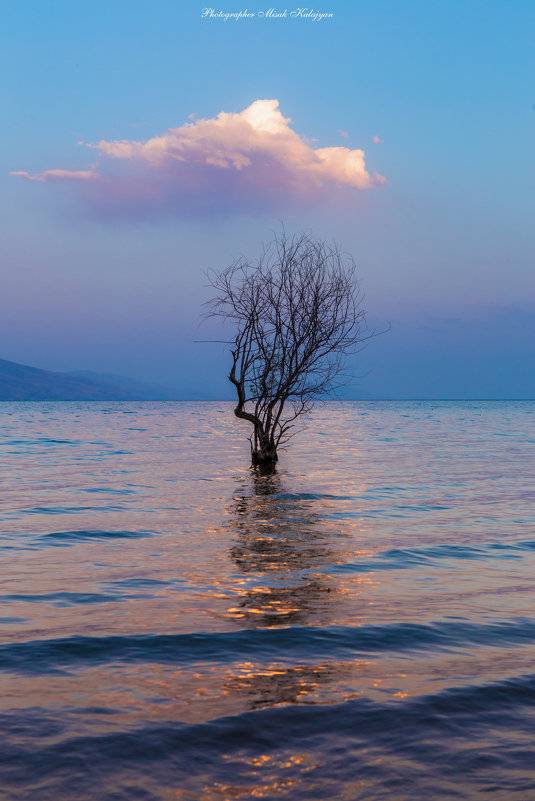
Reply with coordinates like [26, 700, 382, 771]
[68, 371, 182, 400]
[0, 357, 384, 402]
[0, 359, 180, 401]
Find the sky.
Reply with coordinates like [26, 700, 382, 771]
[1, 0, 534, 398]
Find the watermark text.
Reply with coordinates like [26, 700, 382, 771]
[201, 8, 334, 22]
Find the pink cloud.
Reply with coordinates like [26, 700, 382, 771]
[11, 100, 386, 218]
[339, 129, 349, 138]
[372, 135, 383, 144]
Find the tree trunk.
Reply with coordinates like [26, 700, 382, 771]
[251, 435, 278, 471]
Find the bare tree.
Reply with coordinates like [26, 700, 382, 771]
[207, 230, 369, 470]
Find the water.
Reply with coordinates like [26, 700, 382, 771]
[1, 400, 534, 800]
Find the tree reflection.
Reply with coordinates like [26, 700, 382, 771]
[224, 661, 341, 711]
[223, 470, 347, 711]
[226, 470, 338, 628]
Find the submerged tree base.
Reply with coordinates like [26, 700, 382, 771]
[251, 447, 278, 472]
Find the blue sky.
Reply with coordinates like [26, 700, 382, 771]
[1, 0, 534, 397]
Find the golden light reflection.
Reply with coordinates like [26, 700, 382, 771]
[224, 470, 339, 629]
[160, 752, 321, 800]
[224, 662, 338, 709]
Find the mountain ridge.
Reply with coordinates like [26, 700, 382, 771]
[0, 358, 171, 400]
[0, 357, 381, 401]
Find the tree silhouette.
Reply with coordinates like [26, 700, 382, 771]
[207, 230, 369, 469]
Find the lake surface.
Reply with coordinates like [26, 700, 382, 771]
[1, 400, 534, 800]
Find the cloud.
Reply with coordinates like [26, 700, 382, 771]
[339, 129, 349, 138]
[11, 169, 100, 182]
[372, 135, 383, 144]
[11, 100, 386, 218]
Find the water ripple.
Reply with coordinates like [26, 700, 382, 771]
[1, 400, 534, 799]
[3, 619, 535, 675]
